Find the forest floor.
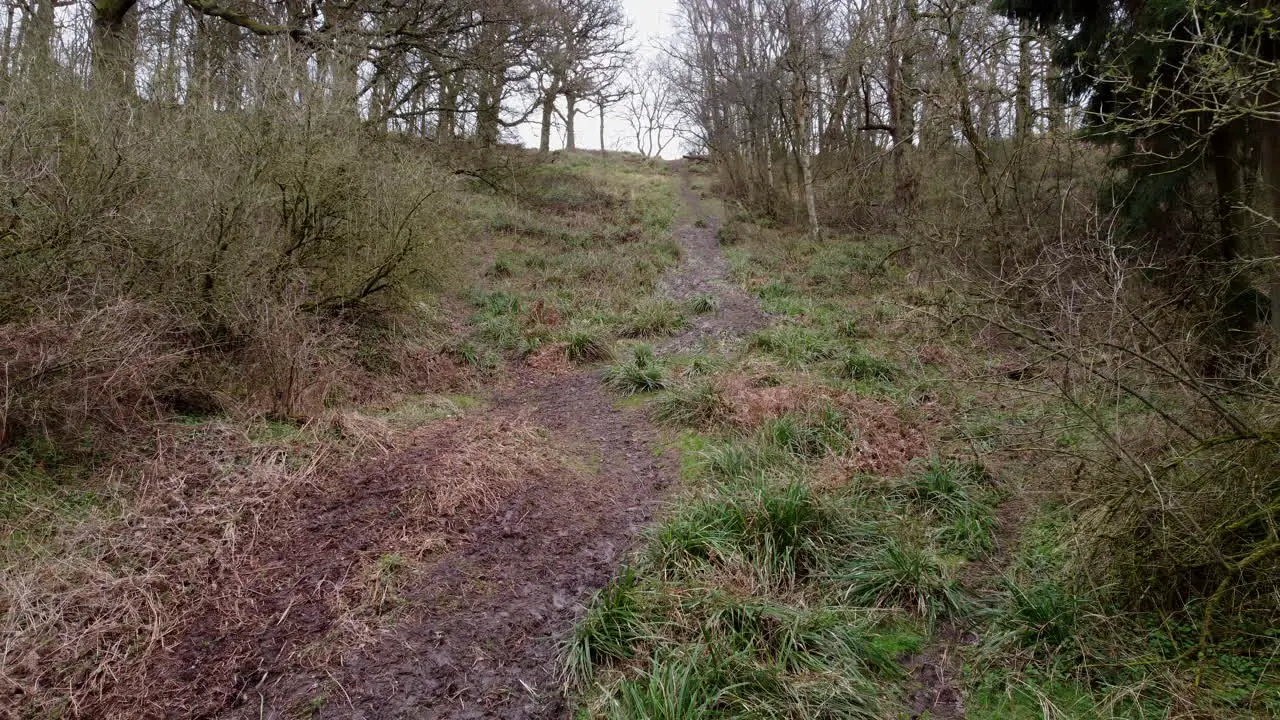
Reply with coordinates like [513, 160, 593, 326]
[5, 151, 1276, 719]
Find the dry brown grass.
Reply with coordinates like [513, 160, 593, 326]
[1, 395, 512, 716]
[837, 398, 934, 476]
[0, 301, 183, 450]
[525, 342, 574, 375]
[0, 421, 324, 717]
[405, 416, 564, 517]
[716, 373, 831, 429]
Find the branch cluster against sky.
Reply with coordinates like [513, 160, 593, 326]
[516, 0, 682, 157]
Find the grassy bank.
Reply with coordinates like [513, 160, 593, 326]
[567, 171, 1280, 718]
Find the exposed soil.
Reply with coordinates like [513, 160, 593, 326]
[271, 371, 673, 719]
[109, 370, 670, 720]
[659, 166, 768, 352]
[903, 625, 974, 720]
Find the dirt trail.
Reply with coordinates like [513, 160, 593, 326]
[659, 166, 767, 351]
[271, 371, 672, 719]
[904, 627, 970, 719]
[120, 370, 670, 720]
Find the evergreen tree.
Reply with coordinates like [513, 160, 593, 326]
[1001, 0, 1280, 351]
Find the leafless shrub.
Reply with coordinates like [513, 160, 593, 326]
[237, 298, 348, 421]
[0, 301, 182, 450]
[959, 193, 1280, 629]
[0, 81, 458, 448]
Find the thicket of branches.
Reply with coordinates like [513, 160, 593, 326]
[0, 0, 630, 450]
[666, 0, 1280, 657]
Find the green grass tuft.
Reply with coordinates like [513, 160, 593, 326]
[748, 326, 838, 368]
[756, 408, 851, 462]
[563, 327, 614, 363]
[900, 457, 997, 558]
[603, 363, 667, 395]
[697, 440, 780, 483]
[985, 579, 1085, 658]
[688, 294, 719, 314]
[621, 300, 690, 338]
[647, 483, 870, 587]
[653, 381, 730, 429]
[607, 651, 726, 719]
[603, 344, 667, 394]
[835, 350, 900, 382]
[488, 257, 514, 277]
[833, 536, 967, 620]
[565, 568, 646, 684]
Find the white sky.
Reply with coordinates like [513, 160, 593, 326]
[516, 0, 683, 157]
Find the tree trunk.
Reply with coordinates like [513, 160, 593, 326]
[1015, 20, 1033, 140]
[1, 5, 16, 84]
[437, 71, 458, 140]
[886, 0, 917, 207]
[539, 87, 556, 152]
[1261, 79, 1280, 340]
[1047, 65, 1065, 134]
[821, 69, 852, 153]
[945, 7, 998, 217]
[598, 97, 607, 156]
[477, 73, 503, 146]
[19, 0, 55, 79]
[160, 1, 183, 102]
[565, 92, 578, 150]
[91, 0, 139, 94]
[785, 2, 818, 235]
[323, 0, 359, 117]
[1209, 124, 1271, 366]
[475, 21, 508, 147]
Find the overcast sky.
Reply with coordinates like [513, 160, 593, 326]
[516, 0, 682, 157]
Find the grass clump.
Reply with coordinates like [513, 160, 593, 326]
[621, 300, 689, 338]
[834, 349, 900, 382]
[756, 408, 851, 462]
[690, 409, 852, 484]
[565, 568, 647, 683]
[690, 593, 896, 676]
[602, 633, 886, 720]
[607, 652, 727, 719]
[653, 381, 730, 429]
[688, 293, 719, 314]
[835, 317, 871, 340]
[716, 220, 750, 246]
[647, 483, 864, 587]
[488, 257, 515, 277]
[698, 441, 779, 483]
[833, 536, 967, 621]
[679, 352, 723, 376]
[588, 605, 894, 719]
[748, 325, 837, 368]
[899, 457, 998, 559]
[984, 579, 1086, 660]
[563, 327, 614, 363]
[603, 344, 667, 395]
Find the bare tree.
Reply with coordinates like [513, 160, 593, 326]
[531, 0, 629, 152]
[622, 60, 680, 157]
